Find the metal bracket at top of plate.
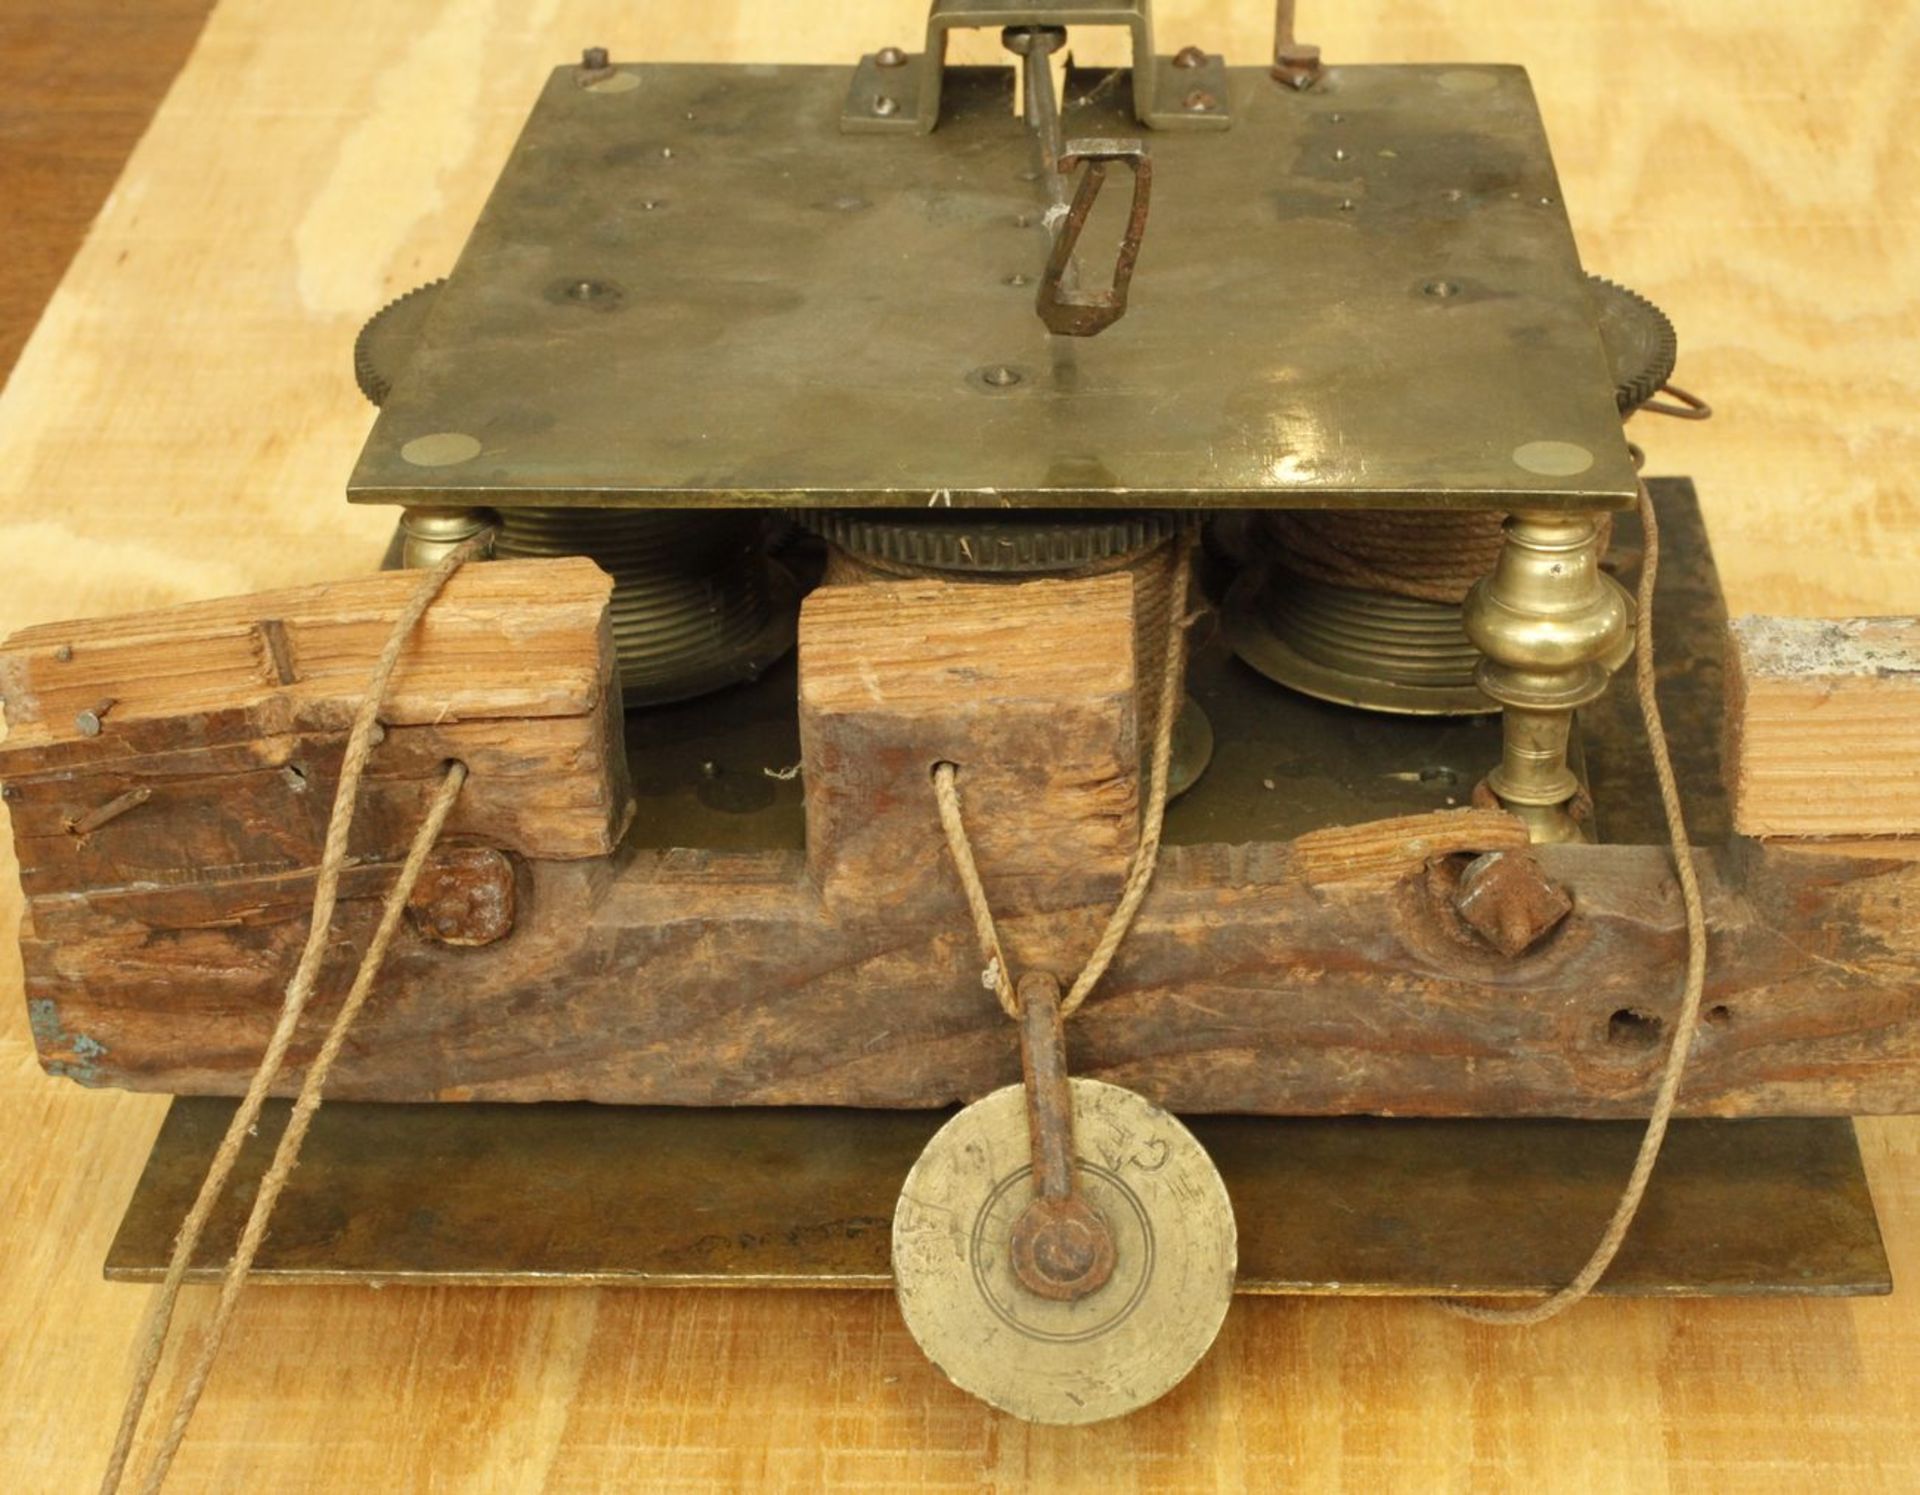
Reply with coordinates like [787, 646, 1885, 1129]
[841, 0, 1232, 133]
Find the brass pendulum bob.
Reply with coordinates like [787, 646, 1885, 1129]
[891, 973, 1237, 1424]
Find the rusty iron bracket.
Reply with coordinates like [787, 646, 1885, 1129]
[1037, 139, 1152, 336]
[842, 0, 1232, 134]
[1271, 0, 1324, 90]
[1008, 970, 1117, 1301]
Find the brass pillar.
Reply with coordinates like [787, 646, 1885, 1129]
[1462, 511, 1629, 844]
[399, 505, 496, 568]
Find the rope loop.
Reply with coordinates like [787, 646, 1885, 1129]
[102, 542, 484, 1494]
[1438, 480, 1709, 1325]
[932, 527, 1197, 1024]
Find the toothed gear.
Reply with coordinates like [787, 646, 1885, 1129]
[1587, 274, 1678, 414]
[354, 279, 445, 407]
[798, 510, 1176, 574]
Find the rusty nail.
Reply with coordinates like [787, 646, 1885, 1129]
[1183, 89, 1217, 112]
[1452, 849, 1573, 958]
[1174, 45, 1207, 68]
[581, 45, 610, 71]
[65, 785, 152, 837]
[258, 617, 298, 685]
[872, 94, 900, 117]
[876, 45, 907, 67]
[74, 698, 117, 737]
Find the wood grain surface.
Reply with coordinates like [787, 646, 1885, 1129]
[1, 1, 1917, 1490]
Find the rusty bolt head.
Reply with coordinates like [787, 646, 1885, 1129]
[1273, 43, 1324, 90]
[1174, 45, 1208, 69]
[407, 848, 516, 948]
[581, 45, 610, 71]
[1183, 89, 1218, 113]
[1009, 1195, 1117, 1302]
[1452, 849, 1572, 958]
[875, 45, 908, 67]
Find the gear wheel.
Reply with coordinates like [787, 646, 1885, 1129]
[1587, 274, 1678, 414]
[799, 509, 1175, 574]
[353, 279, 445, 407]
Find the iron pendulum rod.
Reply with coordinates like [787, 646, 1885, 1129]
[1005, 27, 1075, 290]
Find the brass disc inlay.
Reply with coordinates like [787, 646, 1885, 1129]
[892, 1079, 1236, 1425]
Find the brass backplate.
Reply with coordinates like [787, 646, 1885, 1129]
[348, 62, 1635, 513]
[107, 1098, 1888, 1296]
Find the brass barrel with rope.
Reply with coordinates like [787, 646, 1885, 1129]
[1223, 275, 1680, 715]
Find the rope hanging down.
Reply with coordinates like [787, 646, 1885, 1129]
[935, 489, 1710, 1325]
[1439, 480, 1709, 1324]
[932, 526, 1197, 1021]
[101, 541, 484, 1495]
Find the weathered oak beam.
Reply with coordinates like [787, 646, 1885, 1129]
[799, 574, 1139, 918]
[23, 834, 1920, 1119]
[0, 557, 633, 886]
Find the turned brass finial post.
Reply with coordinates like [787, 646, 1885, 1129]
[399, 505, 497, 568]
[1463, 511, 1630, 844]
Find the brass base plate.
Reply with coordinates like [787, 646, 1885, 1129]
[107, 1099, 1889, 1297]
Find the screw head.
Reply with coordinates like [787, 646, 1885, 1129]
[1174, 45, 1207, 69]
[53, 644, 73, 662]
[876, 45, 907, 67]
[981, 365, 1021, 388]
[1183, 89, 1217, 113]
[872, 94, 900, 117]
[1424, 279, 1461, 299]
[581, 45, 609, 71]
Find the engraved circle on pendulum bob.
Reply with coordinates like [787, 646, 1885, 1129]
[891, 1079, 1238, 1424]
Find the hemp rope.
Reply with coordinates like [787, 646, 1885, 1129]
[1265, 508, 1613, 606]
[1438, 479, 1708, 1324]
[101, 542, 482, 1495]
[931, 528, 1196, 1021]
[934, 487, 1708, 1323]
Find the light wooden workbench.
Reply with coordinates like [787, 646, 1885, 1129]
[2, 2, 1916, 1488]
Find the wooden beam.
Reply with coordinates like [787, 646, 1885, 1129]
[0, 557, 633, 880]
[798, 575, 1139, 918]
[22, 834, 1920, 1119]
[1726, 615, 1920, 839]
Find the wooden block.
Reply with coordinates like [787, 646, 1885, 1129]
[798, 575, 1139, 919]
[26, 835, 1920, 1121]
[1726, 615, 1920, 838]
[1295, 807, 1530, 888]
[0, 557, 631, 881]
